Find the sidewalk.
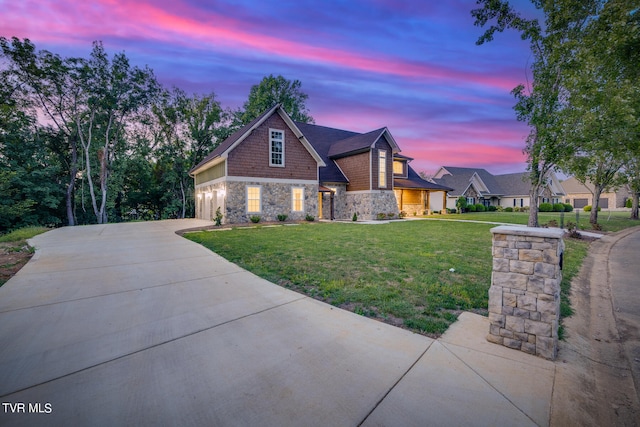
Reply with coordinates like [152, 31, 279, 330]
[0, 219, 636, 425]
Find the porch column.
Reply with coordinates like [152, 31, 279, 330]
[443, 192, 447, 211]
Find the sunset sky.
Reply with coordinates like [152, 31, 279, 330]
[1, 0, 542, 174]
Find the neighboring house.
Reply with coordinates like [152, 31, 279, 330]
[431, 166, 566, 210]
[561, 176, 632, 209]
[189, 105, 451, 223]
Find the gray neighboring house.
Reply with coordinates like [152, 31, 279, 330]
[561, 176, 632, 209]
[431, 166, 566, 210]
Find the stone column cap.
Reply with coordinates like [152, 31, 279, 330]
[490, 225, 565, 239]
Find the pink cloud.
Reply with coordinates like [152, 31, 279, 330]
[0, 0, 520, 92]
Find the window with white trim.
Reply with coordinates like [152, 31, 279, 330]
[466, 197, 475, 205]
[247, 186, 261, 213]
[379, 150, 387, 188]
[270, 129, 284, 167]
[292, 187, 304, 212]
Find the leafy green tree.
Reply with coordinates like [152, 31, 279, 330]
[472, 0, 601, 227]
[151, 88, 223, 218]
[73, 42, 161, 224]
[228, 74, 313, 134]
[558, 0, 639, 224]
[0, 37, 81, 226]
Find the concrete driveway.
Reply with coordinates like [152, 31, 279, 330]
[0, 219, 555, 426]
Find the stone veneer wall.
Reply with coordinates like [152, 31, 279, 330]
[226, 181, 317, 223]
[487, 226, 565, 360]
[343, 191, 399, 221]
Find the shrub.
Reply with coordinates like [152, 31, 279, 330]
[539, 202, 553, 212]
[305, 214, 315, 221]
[626, 198, 633, 208]
[448, 208, 457, 214]
[546, 219, 558, 227]
[487, 205, 497, 212]
[455, 196, 468, 213]
[399, 211, 407, 218]
[214, 207, 223, 226]
[552, 203, 565, 212]
[376, 213, 387, 220]
[563, 203, 573, 212]
[250, 215, 261, 223]
[352, 212, 358, 221]
[505, 207, 513, 212]
[387, 212, 396, 219]
[467, 204, 477, 212]
[277, 214, 288, 222]
[583, 205, 600, 212]
[475, 204, 486, 212]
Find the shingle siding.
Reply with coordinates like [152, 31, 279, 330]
[227, 114, 317, 181]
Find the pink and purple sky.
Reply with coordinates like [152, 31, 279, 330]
[1, 0, 541, 175]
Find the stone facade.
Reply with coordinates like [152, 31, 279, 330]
[343, 190, 399, 221]
[225, 180, 318, 224]
[487, 226, 564, 360]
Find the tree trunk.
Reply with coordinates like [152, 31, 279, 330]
[590, 185, 603, 224]
[528, 184, 540, 227]
[631, 192, 639, 220]
[66, 136, 77, 226]
[180, 179, 186, 219]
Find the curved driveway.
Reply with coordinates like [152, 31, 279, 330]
[0, 220, 557, 426]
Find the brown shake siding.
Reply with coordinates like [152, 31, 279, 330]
[335, 152, 370, 191]
[227, 114, 317, 180]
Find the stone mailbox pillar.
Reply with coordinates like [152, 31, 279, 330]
[487, 226, 564, 360]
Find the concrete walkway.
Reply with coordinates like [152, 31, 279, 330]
[0, 219, 624, 426]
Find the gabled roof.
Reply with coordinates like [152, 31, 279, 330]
[493, 172, 531, 197]
[434, 167, 503, 196]
[190, 105, 325, 176]
[394, 165, 453, 191]
[294, 122, 359, 183]
[327, 127, 400, 158]
[434, 166, 565, 198]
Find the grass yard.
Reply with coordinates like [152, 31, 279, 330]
[186, 220, 590, 337]
[0, 226, 49, 286]
[433, 211, 638, 233]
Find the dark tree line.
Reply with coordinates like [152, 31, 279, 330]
[0, 37, 312, 233]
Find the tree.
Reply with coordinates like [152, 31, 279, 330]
[150, 88, 223, 218]
[72, 42, 161, 224]
[231, 75, 313, 131]
[472, 1, 602, 227]
[1, 37, 81, 226]
[558, 0, 639, 224]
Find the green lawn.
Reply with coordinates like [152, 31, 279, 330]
[433, 211, 639, 233]
[186, 220, 591, 337]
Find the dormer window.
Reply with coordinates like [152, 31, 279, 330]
[270, 129, 284, 167]
[393, 160, 404, 176]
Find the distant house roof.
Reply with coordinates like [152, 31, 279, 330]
[493, 172, 531, 197]
[434, 167, 503, 196]
[433, 166, 564, 198]
[395, 165, 453, 191]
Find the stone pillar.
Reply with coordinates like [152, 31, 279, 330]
[487, 226, 564, 360]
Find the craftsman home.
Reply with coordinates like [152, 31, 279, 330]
[431, 166, 565, 211]
[189, 105, 450, 223]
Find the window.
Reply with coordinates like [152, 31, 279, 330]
[393, 160, 404, 175]
[466, 197, 475, 205]
[292, 188, 304, 212]
[513, 198, 517, 207]
[379, 150, 387, 188]
[270, 129, 284, 167]
[247, 186, 261, 213]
